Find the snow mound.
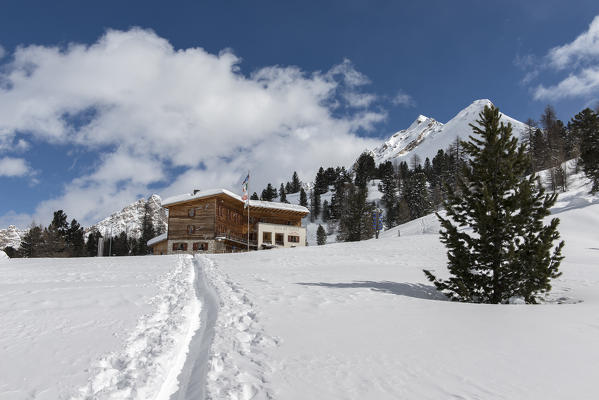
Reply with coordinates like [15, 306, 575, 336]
[71, 255, 200, 400]
[0, 250, 8, 262]
[201, 256, 278, 399]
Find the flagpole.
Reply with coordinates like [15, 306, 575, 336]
[247, 170, 250, 252]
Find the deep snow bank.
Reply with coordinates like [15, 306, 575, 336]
[0, 250, 8, 262]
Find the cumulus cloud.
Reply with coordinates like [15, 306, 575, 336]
[0, 157, 31, 177]
[529, 15, 599, 100]
[0, 28, 384, 226]
[547, 15, 599, 69]
[534, 67, 599, 100]
[392, 90, 415, 107]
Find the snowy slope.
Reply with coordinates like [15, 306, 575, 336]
[85, 194, 167, 238]
[2, 166, 598, 400]
[371, 99, 530, 164]
[204, 169, 599, 399]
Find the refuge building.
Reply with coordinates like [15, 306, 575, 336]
[148, 189, 309, 254]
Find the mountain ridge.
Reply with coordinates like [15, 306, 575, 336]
[370, 99, 529, 164]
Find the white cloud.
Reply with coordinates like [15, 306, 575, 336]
[534, 67, 599, 100]
[524, 15, 599, 101]
[0, 28, 384, 226]
[547, 15, 599, 69]
[0, 157, 31, 177]
[392, 90, 415, 107]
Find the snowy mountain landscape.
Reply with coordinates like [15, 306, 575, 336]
[0, 195, 167, 250]
[1, 165, 598, 399]
[84, 194, 168, 238]
[0, 99, 523, 249]
[370, 99, 530, 165]
[2, 4, 599, 400]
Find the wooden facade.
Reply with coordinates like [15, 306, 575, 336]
[151, 191, 308, 254]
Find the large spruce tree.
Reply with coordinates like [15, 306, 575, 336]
[424, 105, 564, 304]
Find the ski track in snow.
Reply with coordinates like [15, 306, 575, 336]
[168, 255, 219, 400]
[71, 255, 201, 400]
[202, 255, 277, 400]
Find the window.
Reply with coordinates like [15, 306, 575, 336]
[172, 242, 188, 251]
[288, 235, 300, 243]
[192, 242, 208, 251]
[275, 233, 284, 245]
[187, 225, 195, 234]
[262, 232, 272, 243]
[188, 208, 195, 217]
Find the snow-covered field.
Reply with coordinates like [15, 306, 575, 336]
[1, 170, 599, 399]
[0, 255, 199, 400]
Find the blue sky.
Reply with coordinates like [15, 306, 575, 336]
[1, 0, 599, 227]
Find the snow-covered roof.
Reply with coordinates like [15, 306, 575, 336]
[147, 232, 167, 246]
[162, 189, 309, 214]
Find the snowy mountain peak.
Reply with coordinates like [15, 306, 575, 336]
[371, 99, 529, 164]
[85, 194, 167, 238]
[405, 114, 433, 130]
[0, 225, 27, 250]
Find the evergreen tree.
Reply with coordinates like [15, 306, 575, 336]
[523, 118, 539, 172]
[66, 219, 85, 257]
[571, 108, 599, 193]
[424, 105, 564, 304]
[314, 167, 328, 195]
[354, 152, 376, 187]
[285, 182, 293, 194]
[18, 224, 44, 258]
[379, 161, 399, 228]
[86, 230, 102, 257]
[49, 210, 69, 237]
[45, 211, 69, 257]
[324, 167, 338, 186]
[330, 168, 350, 220]
[112, 231, 130, 256]
[279, 183, 288, 203]
[299, 187, 308, 207]
[402, 172, 432, 220]
[250, 192, 259, 200]
[310, 190, 321, 219]
[290, 171, 302, 193]
[261, 183, 277, 201]
[138, 201, 156, 255]
[337, 183, 374, 241]
[322, 200, 331, 222]
[316, 224, 327, 245]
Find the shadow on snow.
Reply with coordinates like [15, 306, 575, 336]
[296, 281, 448, 301]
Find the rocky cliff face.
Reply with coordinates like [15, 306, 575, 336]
[85, 194, 167, 238]
[0, 225, 27, 250]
